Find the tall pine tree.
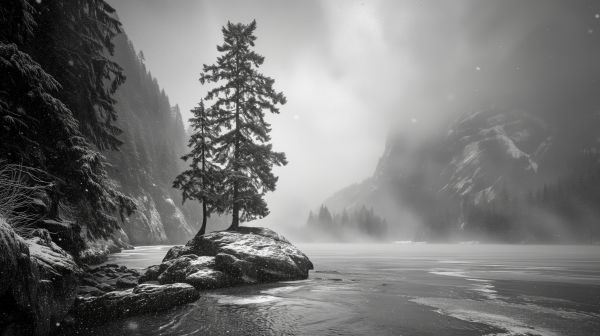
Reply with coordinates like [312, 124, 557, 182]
[200, 20, 287, 230]
[174, 100, 222, 236]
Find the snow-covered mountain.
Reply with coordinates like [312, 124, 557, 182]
[441, 109, 550, 204]
[324, 107, 600, 242]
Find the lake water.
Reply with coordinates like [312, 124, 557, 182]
[74, 244, 600, 336]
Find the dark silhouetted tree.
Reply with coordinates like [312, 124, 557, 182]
[317, 205, 333, 227]
[199, 20, 287, 230]
[174, 100, 223, 236]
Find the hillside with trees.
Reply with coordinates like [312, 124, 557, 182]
[0, 0, 207, 262]
[105, 34, 200, 245]
[1, 0, 135, 261]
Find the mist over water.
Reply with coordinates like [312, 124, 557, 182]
[66, 243, 600, 336]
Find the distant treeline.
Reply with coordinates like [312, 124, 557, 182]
[306, 205, 388, 241]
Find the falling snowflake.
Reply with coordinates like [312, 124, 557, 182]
[595, 13, 599, 19]
[475, 66, 481, 71]
[68, 60, 74, 66]
[588, 29, 594, 34]
[411, 118, 418, 124]
[293, 114, 300, 120]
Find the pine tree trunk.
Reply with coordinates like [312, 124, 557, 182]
[199, 201, 207, 235]
[228, 72, 241, 232]
[229, 190, 239, 230]
[193, 202, 208, 240]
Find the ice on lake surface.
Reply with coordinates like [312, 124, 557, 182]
[71, 244, 600, 336]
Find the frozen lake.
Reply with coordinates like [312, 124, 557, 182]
[71, 243, 600, 336]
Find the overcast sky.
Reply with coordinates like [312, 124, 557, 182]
[108, 0, 600, 229]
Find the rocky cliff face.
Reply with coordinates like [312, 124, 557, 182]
[120, 187, 196, 245]
[441, 109, 550, 203]
[98, 34, 198, 247]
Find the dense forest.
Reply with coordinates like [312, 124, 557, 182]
[0, 0, 208, 263]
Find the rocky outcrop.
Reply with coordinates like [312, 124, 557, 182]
[67, 264, 200, 326]
[77, 264, 141, 297]
[141, 227, 313, 290]
[26, 232, 81, 335]
[0, 218, 33, 334]
[2, 219, 312, 334]
[0, 218, 81, 336]
[72, 283, 199, 324]
[68, 227, 312, 328]
[36, 219, 84, 255]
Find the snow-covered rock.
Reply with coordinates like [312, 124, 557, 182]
[0, 218, 81, 336]
[72, 283, 199, 324]
[143, 227, 313, 290]
[77, 264, 141, 297]
[185, 267, 232, 289]
[157, 255, 216, 284]
[26, 232, 81, 334]
[0, 218, 33, 334]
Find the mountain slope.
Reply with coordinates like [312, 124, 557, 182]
[105, 34, 198, 244]
[324, 107, 600, 242]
